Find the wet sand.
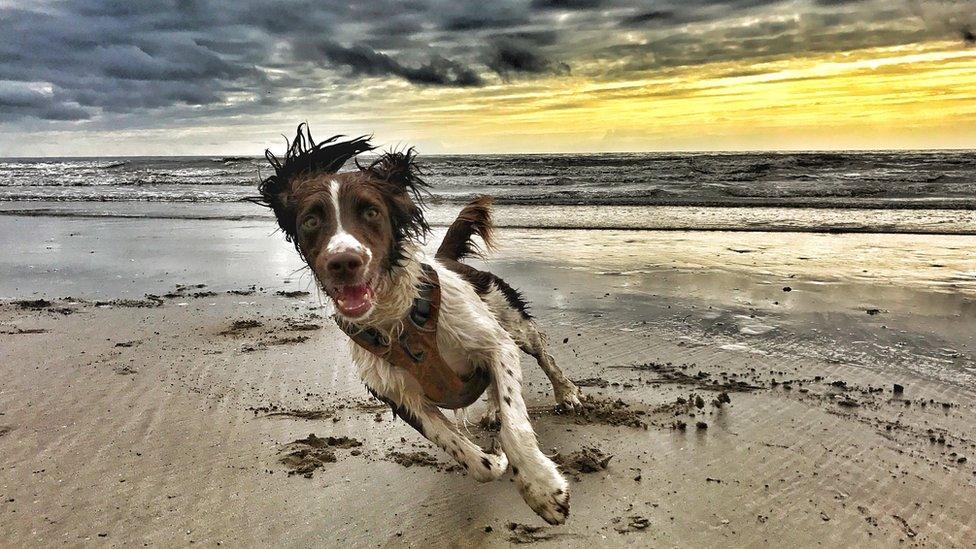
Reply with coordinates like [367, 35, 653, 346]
[1, 220, 975, 547]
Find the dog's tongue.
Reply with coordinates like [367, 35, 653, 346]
[336, 284, 372, 316]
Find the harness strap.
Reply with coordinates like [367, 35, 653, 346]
[335, 264, 489, 409]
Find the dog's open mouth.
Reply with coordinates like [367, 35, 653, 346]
[330, 283, 375, 318]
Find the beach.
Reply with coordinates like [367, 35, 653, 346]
[2, 206, 975, 547]
[5, 0, 976, 542]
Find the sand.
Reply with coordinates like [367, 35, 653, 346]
[1, 218, 975, 547]
[1, 289, 973, 547]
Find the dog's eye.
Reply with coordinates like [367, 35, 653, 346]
[301, 216, 320, 232]
[362, 207, 379, 221]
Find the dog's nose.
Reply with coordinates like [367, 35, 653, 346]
[326, 252, 364, 279]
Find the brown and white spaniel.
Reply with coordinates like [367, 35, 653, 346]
[255, 124, 584, 524]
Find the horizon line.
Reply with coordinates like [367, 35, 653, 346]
[2, 146, 976, 161]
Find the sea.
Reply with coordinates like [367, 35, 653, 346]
[1, 151, 975, 233]
[2, 151, 974, 385]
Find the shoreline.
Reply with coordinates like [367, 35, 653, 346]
[2, 196, 975, 210]
[2, 201, 975, 235]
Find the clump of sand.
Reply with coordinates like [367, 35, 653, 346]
[573, 398, 648, 429]
[553, 446, 613, 480]
[385, 450, 461, 473]
[278, 434, 363, 478]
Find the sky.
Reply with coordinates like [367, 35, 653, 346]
[0, 0, 974, 156]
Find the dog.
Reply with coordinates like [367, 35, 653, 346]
[255, 124, 585, 524]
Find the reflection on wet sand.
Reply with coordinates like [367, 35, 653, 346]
[1, 213, 973, 385]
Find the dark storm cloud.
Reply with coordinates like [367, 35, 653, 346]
[440, 4, 527, 32]
[0, 83, 91, 121]
[964, 27, 976, 44]
[618, 10, 675, 26]
[530, 0, 615, 8]
[487, 40, 571, 78]
[593, 1, 970, 75]
[498, 30, 563, 47]
[317, 42, 484, 87]
[0, 0, 971, 126]
[0, 4, 259, 123]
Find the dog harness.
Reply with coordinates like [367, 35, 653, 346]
[334, 264, 490, 409]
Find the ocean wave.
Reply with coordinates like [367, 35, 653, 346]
[211, 156, 255, 163]
[1, 188, 974, 210]
[2, 203, 974, 235]
[3, 151, 976, 210]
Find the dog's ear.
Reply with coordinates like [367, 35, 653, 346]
[256, 158, 298, 240]
[366, 148, 429, 204]
[254, 123, 373, 242]
[366, 148, 432, 264]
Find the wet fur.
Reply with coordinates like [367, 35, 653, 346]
[255, 126, 583, 524]
[436, 196, 533, 319]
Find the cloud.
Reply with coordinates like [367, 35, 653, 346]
[618, 10, 675, 27]
[486, 40, 571, 78]
[0, 0, 972, 132]
[588, 2, 957, 77]
[530, 0, 612, 8]
[0, 81, 90, 121]
[0, 83, 52, 109]
[442, 11, 524, 32]
[316, 42, 483, 87]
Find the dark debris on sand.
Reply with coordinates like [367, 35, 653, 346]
[14, 299, 52, 310]
[292, 433, 361, 449]
[0, 327, 48, 335]
[95, 295, 164, 308]
[12, 299, 74, 315]
[275, 290, 311, 298]
[506, 522, 559, 544]
[286, 322, 322, 331]
[553, 447, 612, 480]
[219, 319, 262, 335]
[572, 377, 610, 388]
[612, 515, 651, 533]
[385, 450, 461, 473]
[278, 433, 363, 478]
[161, 283, 211, 299]
[250, 406, 334, 421]
[572, 398, 648, 429]
[623, 362, 761, 392]
[652, 391, 733, 426]
[227, 288, 256, 296]
[279, 447, 336, 478]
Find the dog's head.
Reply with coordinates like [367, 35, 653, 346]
[255, 124, 429, 321]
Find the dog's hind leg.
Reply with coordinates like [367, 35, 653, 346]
[520, 322, 585, 412]
[483, 286, 585, 413]
[490, 340, 570, 525]
[478, 381, 501, 430]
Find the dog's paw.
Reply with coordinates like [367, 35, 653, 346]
[479, 408, 501, 431]
[515, 458, 570, 525]
[554, 384, 586, 413]
[467, 451, 509, 483]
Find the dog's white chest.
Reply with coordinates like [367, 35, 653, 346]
[436, 326, 481, 379]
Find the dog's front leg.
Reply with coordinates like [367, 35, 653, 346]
[490, 341, 570, 525]
[370, 387, 508, 482]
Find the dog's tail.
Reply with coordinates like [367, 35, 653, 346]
[435, 196, 495, 262]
